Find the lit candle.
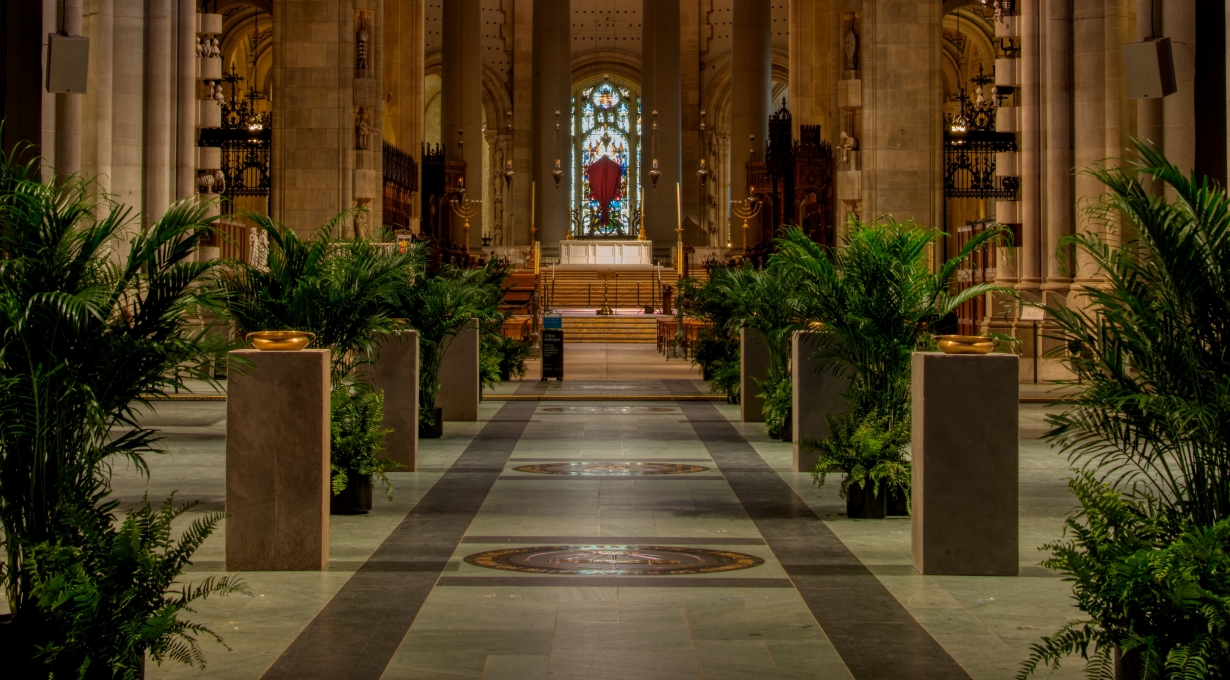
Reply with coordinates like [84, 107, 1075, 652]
[676, 182, 682, 233]
[531, 181, 536, 237]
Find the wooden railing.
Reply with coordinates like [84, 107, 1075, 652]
[656, 318, 709, 357]
[954, 220, 998, 336]
[215, 219, 251, 262]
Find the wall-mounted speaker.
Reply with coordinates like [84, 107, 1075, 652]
[1123, 37, 1177, 99]
[46, 33, 90, 94]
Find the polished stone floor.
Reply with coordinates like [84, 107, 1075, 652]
[88, 372, 1088, 679]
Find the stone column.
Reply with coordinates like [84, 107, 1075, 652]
[1137, 0, 1163, 149]
[1041, 0, 1073, 299]
[144, 0, 172, 223]
[911, 352, 1019, 576]
[112, 0, 144, 228]
[226, 350, 331, 572]
[791, 331, 849, 472]
[642, 0, 683, 247]
[386, 0, 425, 231]
[1162, 0, 1195, 173]
[354, 0, 385, 234]
[533, 0, 572, 246]
[859, 0, 943, 234]
[2, 0, 45, 163]
[739, 327, 769, 423]
[730, 0, 772, 244]
[175, 0, 196, 200]
[442, 0, 484, 248]
[438, 319, 480, 422]
[1073, 0, 1105, 281]
[788, 0, 835, 142]
[271, 0, 356, 236]
[680, 0, 703, 233]
[82, 0, 114, 196]
[1018, 0, 1042, 293]
[55, 0, 84, 180]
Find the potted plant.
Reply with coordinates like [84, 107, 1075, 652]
[0, 153, 246, 677]
[392, 264, 487, 438]
[776, 219, 1010, 518]
[1018, 143, 1230, 678]
[329, 383, 395, 514]
[679, 273, 742, 403]
[218, 213, 420, 508]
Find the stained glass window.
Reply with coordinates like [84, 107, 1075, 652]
[572, 80, 641, 238]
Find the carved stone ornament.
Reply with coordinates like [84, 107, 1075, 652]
[839, 131, 859, 165]
[355, 107, 373, 150]
[356, 15, 370, 71]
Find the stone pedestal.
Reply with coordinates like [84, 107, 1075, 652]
[367, 331, 419, 470]
[791, 331, 849, 472]
[438, 319, 479, 421]
[226, 349, 330, 571]
[911, 352, 1019, 576]
[740, 327, 770, 423]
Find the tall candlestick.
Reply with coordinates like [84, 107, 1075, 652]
[676, 182, 682, 233]
[530, 181, 536, 241]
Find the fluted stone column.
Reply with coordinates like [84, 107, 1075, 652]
[82, 0, 114, 196]
[1042, 0, 1073, 298]
[680, 0, 703, 235]
[144, 0, 172, 222]
[175, 0, 196, 200]
[1162, 0, 1195, 174]
[55, 0, 84, 181]
[533, 0, 572, 246]
[1018, 0, 1042, 293]
[112, 0, 144, 217]
[386, 0, 426, 231]
[1073, 0, 1105, 281]
[642, 0, 683, 247]
[442, 0, 484, 247]
[730, 0, 772, 244]
[1137, 0, 1163, 149]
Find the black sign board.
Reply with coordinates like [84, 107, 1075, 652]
[541, 329, 564, 381]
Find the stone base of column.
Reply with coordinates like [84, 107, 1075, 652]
[226, 349, 330, 571]
[911, 352, 1019, 576]
[740, 327, 770, 423]
[364, 331, 419, 470]
[439, 320, 479, 422]
[791, 331, 849, 472]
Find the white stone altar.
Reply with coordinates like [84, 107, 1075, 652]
[558, 240, 652, 266]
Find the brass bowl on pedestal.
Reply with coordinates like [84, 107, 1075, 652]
[246, 331, 316, 352]
[935, 334, 998, 355]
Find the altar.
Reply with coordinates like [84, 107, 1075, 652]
[558, 240, 652, 266]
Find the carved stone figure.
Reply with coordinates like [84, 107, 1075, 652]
[195, 39, 205, 58]
[839, 131, 859, 165]
[356, 16, 370, 71]
[356, 107, 373, 150]
[843, 27, 859, 71]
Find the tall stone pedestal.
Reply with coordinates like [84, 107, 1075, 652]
[226, 349, 330, 571]
[366, 331, 419, 470]
[439, 319, 479, 421]
[740, 327, 770, 422]
[911, 352, 1019, 576]
[791, 331, 849, 472]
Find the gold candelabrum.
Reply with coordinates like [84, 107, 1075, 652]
[597, 270, 614, 316]
[450, 191, 482, 250]
[730, 191, 763, 253]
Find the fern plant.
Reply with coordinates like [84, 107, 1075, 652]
[806, 409, 911, 501]
[679, 271, 741, 402]
[0, 145, 243, 676]
[330, 384, 395, 497]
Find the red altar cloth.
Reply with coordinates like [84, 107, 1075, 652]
[588, 156, 622, 228]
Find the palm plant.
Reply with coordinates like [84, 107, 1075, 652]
[1020, 143, 1230, 678]
[711, 263, 806, 435]
[0, 149, 244, 677]
[681, 271, 741, 402]
[775, 219, 1010, 498]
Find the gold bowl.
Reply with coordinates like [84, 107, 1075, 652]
[935, 334, 998, 355]
[246, 331, 316, 352]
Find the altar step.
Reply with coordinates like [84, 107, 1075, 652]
[539, 267, 708, 310]
[558, 316, 660, 343]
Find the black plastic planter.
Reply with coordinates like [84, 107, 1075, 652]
[419, 407, 444, 439]
[331, 476, 373, 515]
[846, 479, 887, 519]
[781, 412, 793, 443]
[888, 487, 910, 516]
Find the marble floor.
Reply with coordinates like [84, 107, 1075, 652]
[88, 365, 1087, 680]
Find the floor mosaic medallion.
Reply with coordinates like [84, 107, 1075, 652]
[540, 406, 677, 414]
[464, 545, 765, 576]
[512, 461, 709, 476]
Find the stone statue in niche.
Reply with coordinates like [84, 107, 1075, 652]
[356, 15, 370, 71]
[839, 131, 859, 166]
[843, 26, 859, 71]
[355, 107, 374, 150]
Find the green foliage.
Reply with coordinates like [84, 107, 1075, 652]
[1018, 474, 1230, 679]
[330, 383, 396, 498]
[218, 214, 423, 383]
[757, 370, 792, 437]
[711, 356, 741, 404]
[1041, 141, 1230, 527]
[680, 272, 741, 401]
[490, 333, 533, 382]
[21, 497, 248, 679]
[0, 145, 241, 675]
[776, 218, 1010, 499]
[806, 410, 910, 500]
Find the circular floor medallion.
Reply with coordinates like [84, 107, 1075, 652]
[540, 406, 677, 414]
[464, 545, 764, 576]
[549, 383, 665, 391]
[512, 461, 709, 476]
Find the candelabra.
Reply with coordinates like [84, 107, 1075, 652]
[730, 192, 763, 253]
[451, 188, 482, 250]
